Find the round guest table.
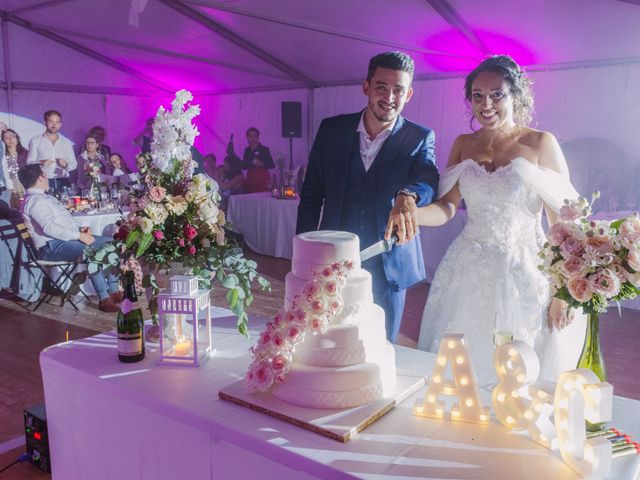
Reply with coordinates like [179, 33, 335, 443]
[227, 192, 299, 259]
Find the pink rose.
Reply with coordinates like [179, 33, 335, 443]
[252, 361, 274, 391]
[321, 267, 333, 277]
[273, 311, 284, 326]
[324, 280, 338, 296]
[548, 223, 572, 246]
[619, 214, 640, 247]
[560, 237, 585, 257]
[271, 355, 288, 373]
[148, 185, 167, 203]
[178, 238, 185, 247]
[259, 333, 271, 347]
[627, 247, 640, 272]
[153, 230, 164, 241]
[310, 315, 327, 333]
[590, 269, 621, 298]
[560, 255, 588, 278]
[272, 333, 286, 348]
[586, 235, 614, 255]
[184, 225, 198, 240]
[567, 277, 593, 303]
[559, 203, 582, 221]
[310, 298, 326, 314]
[188, 245, 196, 255]
[287, 326, 302, 341]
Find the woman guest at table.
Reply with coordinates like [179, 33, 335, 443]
[108, 153, 131, 177]
[77, 134, 107, 190]
[242, 127, 274, 193]
[1, 128, 29, 208]
[18, 164, 122, 312]
[414, 55, 585, 384]
[218, 154, 245, 212]
[203, 153, 217, 179]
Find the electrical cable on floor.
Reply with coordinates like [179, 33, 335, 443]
[0, 453, 30, 474]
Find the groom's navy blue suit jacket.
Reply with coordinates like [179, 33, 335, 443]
[296, 111, 439, 290]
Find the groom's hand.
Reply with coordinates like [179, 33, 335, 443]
[386, 194, 418, 244]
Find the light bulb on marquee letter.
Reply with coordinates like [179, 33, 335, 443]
[414, 334, 489, 424]
[554, 369, 613, 478]
[492, 340, 539, 430]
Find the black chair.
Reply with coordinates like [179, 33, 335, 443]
[0, 221, 90, 311]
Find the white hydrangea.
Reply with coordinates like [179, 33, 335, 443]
[144, 202, 169, 225]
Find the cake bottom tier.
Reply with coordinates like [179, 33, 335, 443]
[271, 343, 396, 409]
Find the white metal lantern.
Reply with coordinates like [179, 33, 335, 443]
[158, 275, 212, 366]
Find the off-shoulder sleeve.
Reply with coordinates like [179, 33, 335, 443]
[511, 157, 579, 212]
[436, 159, 474, 199]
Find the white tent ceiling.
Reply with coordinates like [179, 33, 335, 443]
[1, 0, 640, 96]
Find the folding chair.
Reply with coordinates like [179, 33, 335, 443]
[8, 221, 91, 312]
[0, 221, 34, 311]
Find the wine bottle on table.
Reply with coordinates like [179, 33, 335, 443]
[117, 271, 145, 363]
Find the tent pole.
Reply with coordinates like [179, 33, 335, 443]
[0, 9, 174, 93]
[1, 18, 14, 127]
[158, 0, 317, 88]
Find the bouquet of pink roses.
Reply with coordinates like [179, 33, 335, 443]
[540, 193, 640, 314]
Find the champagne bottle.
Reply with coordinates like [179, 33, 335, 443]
[271, 174, 279, 198]
[117, 271, 145, 363]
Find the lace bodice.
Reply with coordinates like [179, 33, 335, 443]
[459, 160, 545, 252]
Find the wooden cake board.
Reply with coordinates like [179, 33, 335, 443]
[219, 373, 425, 442]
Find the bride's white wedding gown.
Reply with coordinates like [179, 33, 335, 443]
[417, 157, 586, 384]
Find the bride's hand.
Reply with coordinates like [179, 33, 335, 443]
[548, 297, 574, 331]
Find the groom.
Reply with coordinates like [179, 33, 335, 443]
[296, 51, 439, 343]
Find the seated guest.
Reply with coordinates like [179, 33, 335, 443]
[242, 127, 274, 193]
[203, 153, 217, 178]
[26, 110, 77, 193]
[76, 134, 108, 190]
[89, 126, 111, 163]
[218, 154, 244, 212]
[18, 164, 121, 312]
[109, 153, 131, 177]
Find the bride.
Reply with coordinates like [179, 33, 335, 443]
[415, 55, 586, 384]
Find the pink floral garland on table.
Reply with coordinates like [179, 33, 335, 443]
[245, 261, 354, 393]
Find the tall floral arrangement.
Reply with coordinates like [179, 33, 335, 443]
[539, 193, 640, 313]
[87, 90, 269, 335]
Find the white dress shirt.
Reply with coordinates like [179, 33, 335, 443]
[21, 188, 80, 250]
[26, 133, 77, 179]
[356, 111, 397, 172]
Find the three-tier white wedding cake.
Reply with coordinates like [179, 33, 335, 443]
[270, 231, 396, 409]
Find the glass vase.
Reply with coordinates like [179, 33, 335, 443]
[576, 312, 607, 432]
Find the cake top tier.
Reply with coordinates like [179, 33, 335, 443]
[292, 231, 361, 280]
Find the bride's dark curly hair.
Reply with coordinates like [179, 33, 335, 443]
[464, 55, 534, 127]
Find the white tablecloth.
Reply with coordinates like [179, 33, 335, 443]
[40, 310, 640, 480]
[71, 210, 123, 236]
[227, 192, 299, 259]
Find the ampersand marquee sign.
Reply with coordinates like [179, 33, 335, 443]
[414, 334, 614, 478]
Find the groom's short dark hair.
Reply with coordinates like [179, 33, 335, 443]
[367, 51, 415, 81]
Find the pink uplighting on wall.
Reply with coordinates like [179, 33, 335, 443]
[423, 29, 537, 72]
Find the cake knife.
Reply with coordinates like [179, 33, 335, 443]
[359, 234, 399, 262]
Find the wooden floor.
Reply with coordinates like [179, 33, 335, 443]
[0, 248, 639, 478]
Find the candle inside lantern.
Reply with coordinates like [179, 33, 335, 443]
[174, 340, 192, 357]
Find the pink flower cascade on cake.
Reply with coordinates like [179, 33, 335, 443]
[245, 261, 353, 393]
[540, 194, 640, 314]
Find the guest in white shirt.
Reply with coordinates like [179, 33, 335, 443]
[26, 110, 77, 194]
[18, 164, 122, 312]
